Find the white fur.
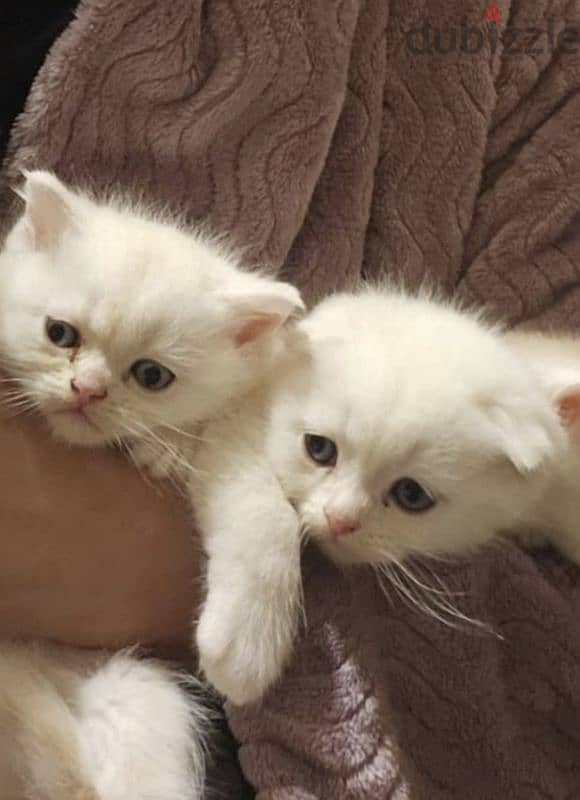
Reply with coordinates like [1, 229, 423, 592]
[507, 330, 580, 561]
[0, 643, 207, 800]
[192, 289, 565, 705]
[0, 170, 303, 453]
[0, 172, 304, 797]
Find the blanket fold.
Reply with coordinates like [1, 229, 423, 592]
[3, 0, 580, 797]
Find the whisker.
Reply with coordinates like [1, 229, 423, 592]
[375, 556, 496, 636]
[0, 395, 33, 406]
[117, 418, 208, 483]
[158, 422, 204, 443]
[0, 389, 26, 397]
[0, 377, 24, 386]
[115, 435, 161, 491]
[379, 562, 459, 629]
[0, 406, 38, 417]
[392, 559, 448, 596]
[373, 564, 394, 607]
[0, 391, 40, 414]
[295, 521, 309, 631]
[411, 556, 465, 598]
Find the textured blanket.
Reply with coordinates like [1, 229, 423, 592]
[2, 0, 580, 797]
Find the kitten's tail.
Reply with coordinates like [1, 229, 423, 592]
[0, 645, 210, 800]
[77, 651, 209, 800]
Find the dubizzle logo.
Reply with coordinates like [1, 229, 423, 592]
[483, 1, 501, 26]
[406, 2, 579, 56]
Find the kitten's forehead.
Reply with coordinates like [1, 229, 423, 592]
[48, 271, 203, 352]
[297, 290, 522, 465]
[47, 211, 219, 353]
[302, 290, 508, 401]
[65, 212, 206, 294]
[303, 353, 462, 467]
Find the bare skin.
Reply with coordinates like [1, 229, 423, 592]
[0, 408, 200, 664]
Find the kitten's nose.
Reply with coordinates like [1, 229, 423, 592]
[70, 378, 108, 406]
[325, 511, 360, 538]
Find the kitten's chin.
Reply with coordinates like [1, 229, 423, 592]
[46, 410, 111, 447]
[309, 531, 369, 566]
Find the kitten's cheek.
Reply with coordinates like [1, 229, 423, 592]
[298, 505, 325, 534]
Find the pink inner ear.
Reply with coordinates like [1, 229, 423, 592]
[234, 314, 280, 347]
[25, 181, 75, 251]
[558, 389, 580, 430]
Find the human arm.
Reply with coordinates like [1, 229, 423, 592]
[0, 409, 200, 663]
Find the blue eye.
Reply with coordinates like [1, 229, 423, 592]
[131, 359, 175, 391]
[390, 478, 435, 513]
[46, 318, 79, 348]
[304, 434, 337, 466]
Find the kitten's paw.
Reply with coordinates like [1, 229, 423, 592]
[196, 603, 292, 706]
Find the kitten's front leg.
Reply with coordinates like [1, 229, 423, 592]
[193, 462, 302, 706]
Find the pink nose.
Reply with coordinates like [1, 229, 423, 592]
[325, 511, 360, 538]
[70, 379, 108, 407]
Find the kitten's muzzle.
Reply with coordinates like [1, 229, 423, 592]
[324, 510, 361, 538]
[70, 378, 108, 408]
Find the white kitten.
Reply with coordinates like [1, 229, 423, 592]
[192, 289, 564, 705]
[0, 171, 303, 798]
[0, 170, 301, 455]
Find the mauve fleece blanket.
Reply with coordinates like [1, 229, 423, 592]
[2, 0, 580, 797]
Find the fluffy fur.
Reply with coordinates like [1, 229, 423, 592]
[0, 644, 207, 800]
[0, 171, 303, 798]
[192, 289, 565, 705]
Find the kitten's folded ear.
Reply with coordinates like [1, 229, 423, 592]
[221, 277, 304, 347]
[18, 171, 83, 252]
[557, 385, 580, 445]
[480, 392, 565, 474]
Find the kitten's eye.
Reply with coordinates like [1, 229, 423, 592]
[390, 478, 435, 513]
[304, 434, 338, 467]
[46, 318, 80, 348]
[131, 359, 175, 391]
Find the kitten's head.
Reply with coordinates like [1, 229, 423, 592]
[0, 171, 302, 446]
[268, 290, 564, 565]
